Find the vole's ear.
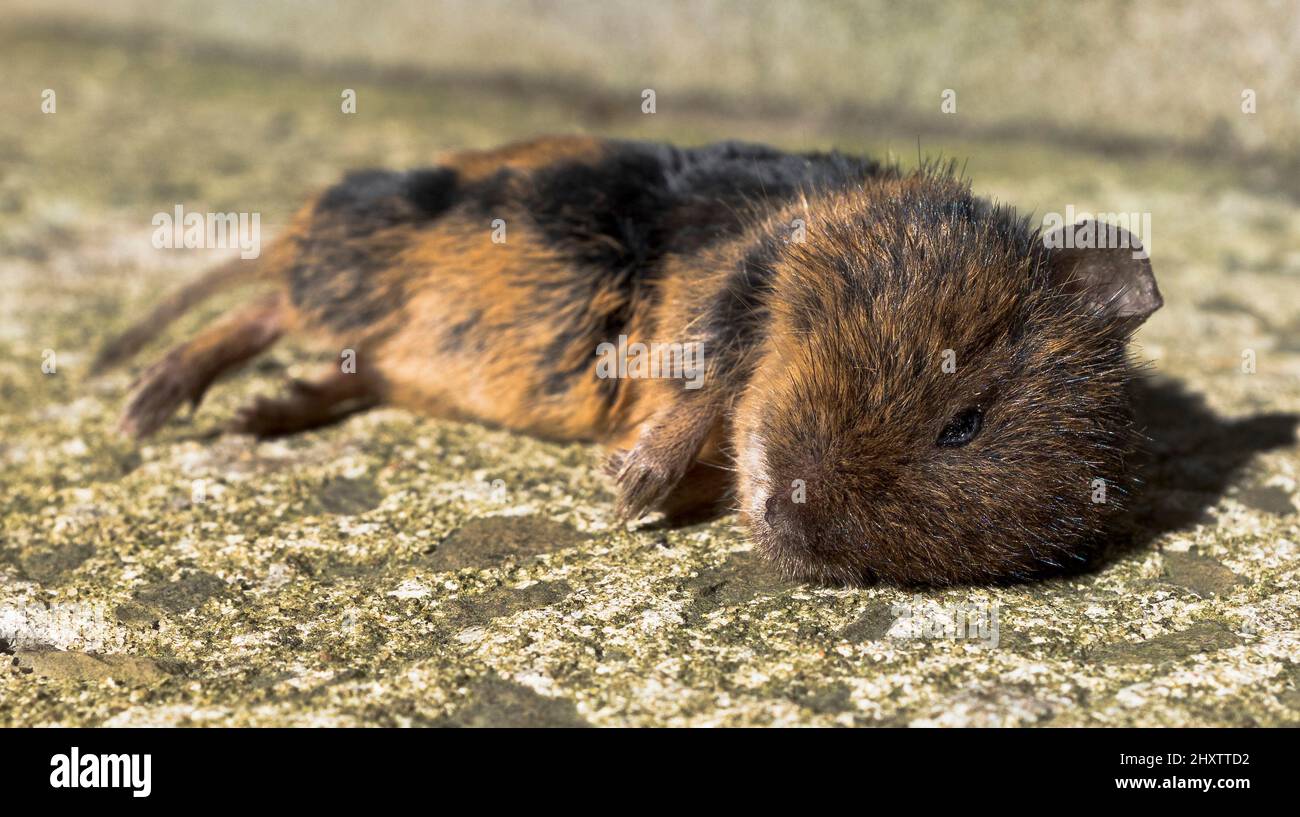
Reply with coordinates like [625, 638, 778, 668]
[1042, 219, 1162, 330]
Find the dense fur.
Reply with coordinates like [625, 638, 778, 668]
[105, 136, 1159, 586]
[732, 176, 1141, 584]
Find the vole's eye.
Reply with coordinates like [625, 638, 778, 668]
[937, 407, 983, 448]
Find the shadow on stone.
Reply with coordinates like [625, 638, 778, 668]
[439, 674, 591, 728]
[1085, 621, 1244, 666]
[1156, 549, 1249, 598]
[1236, 484, 1297, 516]
[686, 551, 796, 616]
[1094, 378, 1298, 570]
[450, 580, 573, 629]
[788, 680, 854, 716]
[133, 570, 230, 613]
[837, 601, 900, 642]
[12, 542, 95, 584]
[14, 648, 177, 687]
[307, 476, 384, 516]
[424, 516, 589, 572]
[114, 601, 162, 629]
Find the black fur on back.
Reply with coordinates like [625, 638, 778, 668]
[523, 140, 882, 270]
[289, 141, 884, 368]
[289, 167, 461, 334]
[515, 140, 884, 396]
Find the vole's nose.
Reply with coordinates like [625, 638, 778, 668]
[763, 494, 783, 526]
[763, 493, 808, 542]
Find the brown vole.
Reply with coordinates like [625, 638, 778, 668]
[97, 136, 1161, 586]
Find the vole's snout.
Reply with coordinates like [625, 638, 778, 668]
[737, 426, 847, 571]
[762, 492, 810, 543]
[752, 475, 873, 585]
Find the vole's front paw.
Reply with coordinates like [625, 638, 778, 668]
[608, 400, 720, 521]
[609, 444, 686, 522]
[603, 448, 627, 478]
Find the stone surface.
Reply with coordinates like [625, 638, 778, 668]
[0, 22, 1297, 727]
[14, 650, 174, 687]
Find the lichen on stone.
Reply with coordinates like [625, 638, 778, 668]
[1, 22, 1297, 728]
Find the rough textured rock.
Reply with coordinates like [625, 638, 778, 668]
[14, 650, 175, 687]
[0, 24, 1297, 727]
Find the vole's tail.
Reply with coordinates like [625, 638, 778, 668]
[91, 255, 268, 374]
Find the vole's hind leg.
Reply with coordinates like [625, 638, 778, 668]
[231, 369, 381, 439]
[119, 293, 285, 439]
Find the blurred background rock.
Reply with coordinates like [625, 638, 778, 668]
[8, 0, 1299, 170]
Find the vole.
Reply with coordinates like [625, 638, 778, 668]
[97, 136, 1161, 586]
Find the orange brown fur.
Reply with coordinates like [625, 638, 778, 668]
[105, 136, 1160, 586]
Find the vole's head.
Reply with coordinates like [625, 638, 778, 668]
[733, 174, 1161, 585]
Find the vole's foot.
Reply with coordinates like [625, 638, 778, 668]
[610, 444, 686, 522]
[608, 400, 722, 522]
[118, 355, 206, 439]
[118, 293, 287, 440]
[230, 394, 306, 439]
[230, 374, 379, 439]
[603, 449, 627, 478]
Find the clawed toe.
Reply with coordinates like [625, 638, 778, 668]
[117, 359, 199, 439]
[610, 448, 680, 522]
